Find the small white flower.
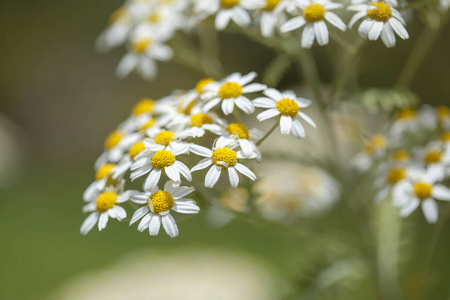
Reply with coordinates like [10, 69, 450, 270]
[202, 72, 267, 115]
[176, 112, 225, 138]
[95, 6, 134, 52]
[112, 141, 147, 180]
[142, 130, 190, 152]
[351, 134, 387, 172]
[83, 164, 119, 202]
[280, 0, 346, 48]
[256, 0, 290, 37]
[218, 122, 263, 159]
[348, 0, 409, 48]
[130, 181, 199, 238]
[130, 144, 191, 191]
[116, 31, 173, 80]
[190, 137, 257, 188]
[375, 165, 408, 202]
[393, 166, 450, 223]
[196, 0, 265, 31]
[254, 88, 315, 138]
[80, 188, 130, 235]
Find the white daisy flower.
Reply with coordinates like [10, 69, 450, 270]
[351, 134, 387, 172]
[177, 78, 217, 114]
[419, 145, 450, 177]
[190, 137, 257, 188]
[389, 108, 419, 138]
[348, 0, 409, 48]
[201, 72, 267, 115]
[142, 129, 191, 152]
[116, 31, 173, 80]
[256, 0, 290, 37]
[177, 113, 225, 138]
[218, 122, 263, 159]
[83, 163, 118, 202]
[254, 88, 315, 138]
[280, 0, 346, 48]
[195, 0, 265, 31]
[393, 166, 450, 223]
[129, 181, 199, 238]
[80, 188, 130, 235]
[375, 166, 408, 202]
[95, 128, 142, 165]
[130, 144, 191, 190]
[112, 141, 147, 180]
[95, 6, 135, 52]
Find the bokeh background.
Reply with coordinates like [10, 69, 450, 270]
[1, 0, 450, 299]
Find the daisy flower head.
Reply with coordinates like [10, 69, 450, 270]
[393, 166, 450, 223]
[256, 0, 290, 37]
[201, 72, 267, 115]
[254, 88, 315, 139]
[83, 163, 119, 202]
[80, 187, 130, 235]
[129, 180, 199, 238]
[389, 107, 418, 138]
[95, 6, 134, 52]
[375, 165, 408, 202]
[190, 137, 257, 189]
[280, 0, 346, 48]
[195, 0, 266, 31]
[348, 0, 409, 48]
[219, 122, 263, 159]
[130, 143, 191, 191]
[116, 29, 173, 80]
[112, 140, 148, 180]
[178, 112, 225, 138]
[420, 144, 450, 177]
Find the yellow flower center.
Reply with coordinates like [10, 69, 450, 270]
[441, 132, 450, 142]
[413, 182, 433, 200]
[437, 106, 450, 121]
[367, 2, 392, 22]
[151, 150, 176, 169]
[221, 0, 240, 9]
[276, 98, 299, 117]
[195, 78, 215, 94]
[132, 99, 155, 115]
[148, 190, 174, 214]
[212, 147, 238, 167]
[386, 168, 406, 185]
[109, 7, 125, 24]
[226, 123, 250, 139]
[190, 113, 213, 127]
[95, 164, 116, 181]
[396, 108, 416, 120]
[105, 131, 123, 149]
[154, 131, 176, 146]
[218, 82, 242, 99]
[303, 3, 326, 23]
[147, 12, 160, 23]
[391, 150, 410, 162]
[131, 38, 152, 53]
[364, 134, 386, 153]
[177, 100, 196, 115]
[129, 142, 145, 160]
[96, 192, 118, 213]
[139, 119, 156, 131]
[424, 150, 442, 165]
[264, 0, 281, 11]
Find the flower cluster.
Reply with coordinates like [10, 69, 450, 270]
[353, 105, 450, 223]
[81, 72, 316, 237]
[94, 0, 450, 80]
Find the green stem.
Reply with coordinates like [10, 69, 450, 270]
[256, 121, 279, 146]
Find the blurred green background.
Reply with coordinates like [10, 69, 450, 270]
[1, 0, 450, 299]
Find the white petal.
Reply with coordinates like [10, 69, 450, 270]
[165, 164, 181, 182]
[388, 18, 409, 40]
[137, 213, 151, 232]
[115, 53, 138, 78]
[172, 202, 200, 214]
[280, 115, 293, 135]
[381, 22, 396, 48]
[205, 165, 222, 188]
[400, 198, 420, 217]
[161, 214, 179, 238]
[215, 10, 232, 31]
[130, 206, 149, 225]
[242, 83, 267, 93]
[280, 16, 306, 32]
[235, 96, 255, 114]
[191, 158, 213, 172]
[144, 169, 162, 191]
[253, 97, 276, 108]
[314, 21, 329, 46]
[98, 212, 109, 231]
[368, 21, 383, 41]
[171, 186, 195, 199]
[231, 7, 251, 27]
[432, 184, 450, 201]
[137, 57, 157, 81]
[298, 111, 316, 128]
[228, 167, 240, 188]
[189, 144, 213, 157]
[234, 163, 256, 181]
[148, 214, 161, 236]
[325, 12, 346, 31]
[263, 88, 283, 100]
[301, 25, 315, 48]
[257, 108, 280, 121]
[80, 212, 98, 235]
[291, 119, 306, 138]
[221, 98, 235, 115]
[422, 198, 438, 224]
[202, 98, 221, 112]
[349, 11, 367, 29]
[174, 161, 192, 181]
[358, 19, 374, 38]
